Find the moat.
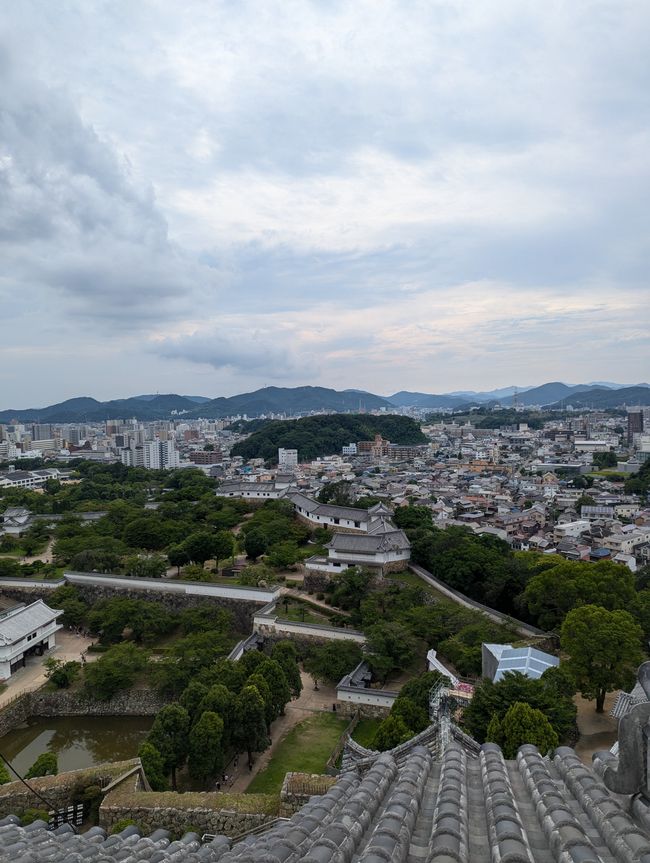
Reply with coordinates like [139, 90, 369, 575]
[1, 716, 153, 775]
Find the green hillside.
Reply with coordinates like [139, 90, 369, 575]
[230, 414, 427, 463]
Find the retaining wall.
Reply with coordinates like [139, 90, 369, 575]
[0, 760, 138, 819]
[408, 563, 548, 638]
[100, 771, 278, 837]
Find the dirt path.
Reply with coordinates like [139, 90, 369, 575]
[22, 538, 55, 565]
[573, 691, 619, 766]
[226, 671, 337, 793]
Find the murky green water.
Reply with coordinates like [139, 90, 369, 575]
[0, 716, 153, 776]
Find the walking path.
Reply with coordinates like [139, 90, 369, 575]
[22, 538, 55, 565]
[574, 692, 618, 766]
[226, 671, 337, 793]
[0, 630, 95, 709]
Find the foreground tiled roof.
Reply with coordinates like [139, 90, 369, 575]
[3, 741, 650, 862]
[4, 664, 650, 863]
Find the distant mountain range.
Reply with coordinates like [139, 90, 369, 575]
[0, 387, 393, 423]
[1, 382, 649, 423]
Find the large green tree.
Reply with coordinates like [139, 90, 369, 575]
[148, 703, 190, 789]
[463, 669, 576, 743]
[488, 702, 559, 758]
[138, 741, 167, 791]
[524, 560, 637, 631]
[271, 641, 303, 697]
[188, 711, 225, 783]
[561, 605, 643, 712]
[236, 685, 269, 769]
[83, 643, 148, 701]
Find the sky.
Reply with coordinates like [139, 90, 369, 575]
[1, 0, 649, 407]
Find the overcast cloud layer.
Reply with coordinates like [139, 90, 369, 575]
[1, 1, 649, 406]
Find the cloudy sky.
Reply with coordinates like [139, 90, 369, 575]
[1, 1, 649, 407]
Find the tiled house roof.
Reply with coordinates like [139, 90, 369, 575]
[3, 664, 650, 863]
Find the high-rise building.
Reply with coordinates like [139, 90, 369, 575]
[278, 447, 298, 469]
[31, 423, 53, 441]
[628, 409, 644, 444]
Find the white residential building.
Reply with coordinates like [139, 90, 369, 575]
[0, 601, 63, 680]
[278, 448, 298, 469]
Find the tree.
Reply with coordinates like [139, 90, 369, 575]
[122, 517, 167, 551]
[366, 622, 418, 683]
[463, 670, 576, 744]
[373, 715, 412, 751]
[148, 703, 190, 789]
[0, 762, 12, 784]
[391, 697, 429, 734]
[561, 605, 643, 713]
[271, 641, 303, 697]
[304, 641, 363, 688]
[197, 684, 237, 747]
[236, 685, 269, 768]
[317, 481, 353, 506]
[179, 681, 210, 723]
[44, 657, 80, 689]
[167, 545, 189, 575]
[246, 672, 275, 727]
[83, 643, 148, 701]
[213, 530, 235, 569]
[188, 711, 225, 782]
[523, 560, 638, 631]
[123, 555, 167, 579]
[26, 753, 58, 778]
[499, 702, 559, 758]
[243, 529, 267, 561]
[257, 659, 292, 717]
[183, 531, 217, 568]
[49, 585, 88, 628]
[138, 741, 167, 791]
[267, 541, 302, 569]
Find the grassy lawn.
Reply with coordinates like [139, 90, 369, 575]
[277, 598, 334, 626]
[246, 713, 348, 795]
[351, 718, 381, 749]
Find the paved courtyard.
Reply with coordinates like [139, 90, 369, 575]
[0, 630, 95, 709]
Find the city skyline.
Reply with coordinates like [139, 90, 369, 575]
[2, 1, 649, 405]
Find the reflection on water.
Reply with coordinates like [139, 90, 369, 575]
[0, 716, 153, 776]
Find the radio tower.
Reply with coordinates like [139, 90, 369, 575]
[512, 387, 520, 410]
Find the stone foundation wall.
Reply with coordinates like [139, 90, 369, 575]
[336, 700, 392, 719]
[100, 774, 279, 838]
[302, 573, 332, 594]
[279, 772, 337, 816]
[0, 692, 31, 737]
[30, 688, 165, 717]
[0, 760, 138, 819]
[71, 584, 258, 632]
[0, 688, 163, 739]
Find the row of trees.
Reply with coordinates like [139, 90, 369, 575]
[140, 642, 302, 788]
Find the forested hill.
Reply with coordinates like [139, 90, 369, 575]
[230, 414, 427, 463]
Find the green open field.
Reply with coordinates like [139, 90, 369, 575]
[246, 713, 348, 794]
[350, 718, 382, 749]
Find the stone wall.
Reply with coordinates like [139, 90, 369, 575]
[29, 688, 165, 717]
[336, 700, 393, 719]
[1, 581, 260, 632]
[279, 772, 337, 816]
[0, 692, 31, 737]
[302, 573, 331, 593]
[0, 688, 163, 739]
[0, 760, 138, 819]
[100, 773, 279, 838]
